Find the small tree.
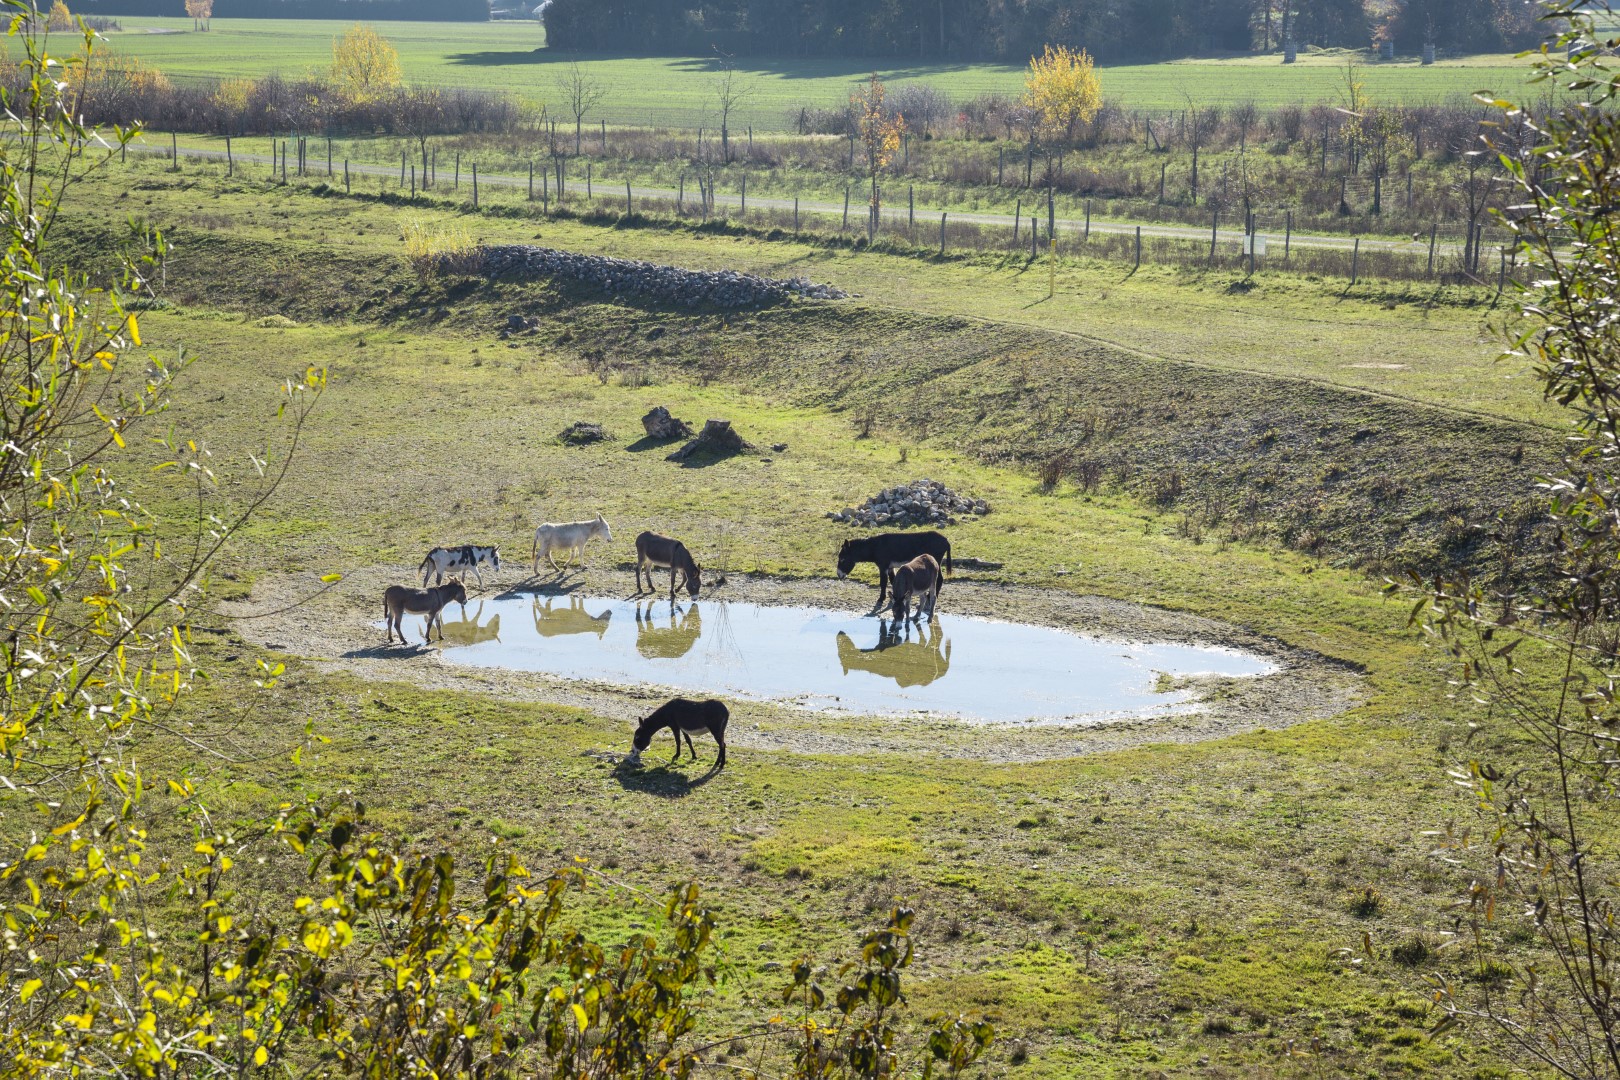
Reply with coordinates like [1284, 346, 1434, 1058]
[329, 23, 402, 105]
[1418, 4, 1620, 1075]
[710, 50, 751, 164]
[850, 73, 905, 240]
[556, 58, 605, 155]
[45, 0, 69, 29]
[183, 0, 211, 31]
[1020, 43, 1102, 144]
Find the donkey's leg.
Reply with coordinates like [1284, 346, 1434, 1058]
[670, 726, 683, 763]
[714, 726, 726, 768]
[683, 729, 698, 760]
[669, 566, 678, 601]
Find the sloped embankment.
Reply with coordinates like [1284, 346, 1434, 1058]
[79, 223, 1555, 585]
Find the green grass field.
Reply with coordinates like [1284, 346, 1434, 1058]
[85, 17, 1540, 128]
[36, 153, 1576, 1074]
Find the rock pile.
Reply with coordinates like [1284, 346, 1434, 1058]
[558, 421, 611, 446]
[828, 480, 991, 527]
[478, 245, 846, 309]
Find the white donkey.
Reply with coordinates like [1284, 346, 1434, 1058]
[532, 514, 612, 573]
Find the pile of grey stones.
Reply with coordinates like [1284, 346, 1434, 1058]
[478, 245, 846, 309]
[828, 480, 991, 527]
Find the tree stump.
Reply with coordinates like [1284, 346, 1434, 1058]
[641, 405, 693, 441]
[666, 419, 752, 463]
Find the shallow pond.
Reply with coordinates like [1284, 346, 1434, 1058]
[425, 593, 1276, 724]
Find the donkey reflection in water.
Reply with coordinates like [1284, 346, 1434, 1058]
[635, 601, 702, 659]
[628, 698, 728, 768]
[836, 618, 951, 688]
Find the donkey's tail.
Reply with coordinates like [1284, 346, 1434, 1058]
[942, 540, 953, 577]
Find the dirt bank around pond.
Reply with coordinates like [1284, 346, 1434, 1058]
[221, 565, 1367, 763]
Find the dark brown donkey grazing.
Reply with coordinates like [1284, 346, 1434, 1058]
[382, 580, 467, 644]
[890, 554, 942, 623]
[633, 531, 702, 599]
[628, 698, 728, 768]
[837, 531, 952, 607]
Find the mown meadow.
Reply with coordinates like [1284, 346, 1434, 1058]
[84, 16, 1535, 126]
[24, 146, 1582, 1074]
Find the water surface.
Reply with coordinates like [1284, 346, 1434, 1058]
[429, 594, 1275, 724]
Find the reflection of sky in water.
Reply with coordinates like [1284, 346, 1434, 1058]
[426, 595, 1276, 724]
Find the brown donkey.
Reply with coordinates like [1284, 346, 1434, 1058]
[633, 531, 702, 599]
[889, 554, 941, 623]
[382, 580, 467, 644]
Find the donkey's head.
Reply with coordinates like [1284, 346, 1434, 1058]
[488, 547, 502, 572]
[445, 579, 469, 607]
[593, 514, 613, 543]
[627, 716, 655, 764]
[835, 540, 856, 580]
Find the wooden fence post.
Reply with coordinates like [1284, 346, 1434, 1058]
[1285, 210, 1292, 259]
[939, 212, 947, 256]
[1135, 225, 1142, 268]
[586, 163, 591, 199]
[1497, 247, 1507, 296]
[1030, 217, 1037, 259]
[908, 185, 913, 229]
[1084, 200, 1090, 240]
[410, 164, 415, 197]
[528, 162, 533, 201]
[327, 138, 332, 176]
[794, 197, 799, 232]
[225, 136, 232, 177]
[455, 152, 460, 189]
[1350, 236, 1360, 284]
[542, 169, 549, 212]
[170, 131, 176, 169]
[1159, 161, 1166, 203]
[1013, 198, 1020, 241]
[842, 187, 850, 230]
[1208, 209, 1218, 263]
[344, 160, 349, 194]
[625, 179, 632, 216]
[473, 164, 478, 208]
[741, 174, 746, 214]
[997, 147, 1004, 186]
[1427, 224, 1438, 275]
[677, 174, 683, 212]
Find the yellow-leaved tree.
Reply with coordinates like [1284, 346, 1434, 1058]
[1021, 44, 1101, 144]
[184, 0, 212, 31]
[1020, 44, 1100, 239]
[330, 23, 401, 105]
[45, 0, 70, 30]
[850, 74, 904, 241]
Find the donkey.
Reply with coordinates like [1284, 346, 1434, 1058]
[532, 514, 612, 573]
[890, 554, 942, 623]
[383, 579, 467, 645]
[633, 531, 702, 600]
[836, 531, 952, 608]
[628, 698, 728, 768]
[420, 544, 501, 588]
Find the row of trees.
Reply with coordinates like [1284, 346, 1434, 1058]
[541, 0, 1545, 62]
[70, 0, 489, 18]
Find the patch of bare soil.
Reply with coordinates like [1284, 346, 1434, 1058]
[221, 564, 1366, 763]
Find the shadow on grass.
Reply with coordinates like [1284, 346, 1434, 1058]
[626, 433, 686, 453]
[610, 758, 723, 798]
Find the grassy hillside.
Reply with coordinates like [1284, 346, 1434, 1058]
[81, 17, 1534, 126]
[34, 159, 1576, 1073]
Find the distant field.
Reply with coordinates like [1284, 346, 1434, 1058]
[78, 17, 1539, 129]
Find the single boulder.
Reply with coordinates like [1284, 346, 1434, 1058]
[642, 405, 694, 441]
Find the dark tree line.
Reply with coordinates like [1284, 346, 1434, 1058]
[540, 0, 1547, 61]
[71, 0, 488, 18]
